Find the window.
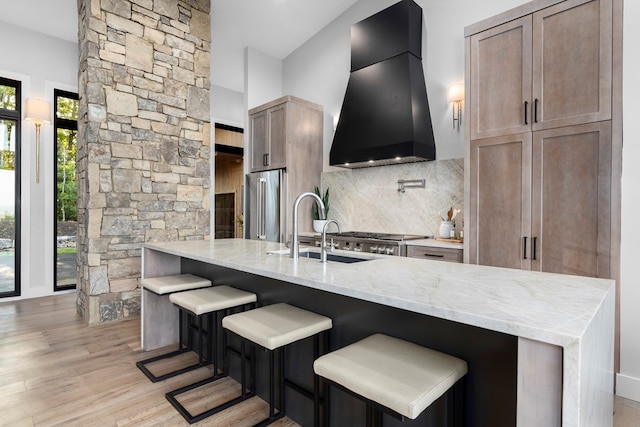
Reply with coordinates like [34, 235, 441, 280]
[54, 89, 78, 291]
[0, 77, 21, 297]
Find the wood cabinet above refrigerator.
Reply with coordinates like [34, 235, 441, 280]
[248, 95, 323, 173]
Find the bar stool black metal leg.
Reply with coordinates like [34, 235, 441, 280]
[198, 315, 204, 364]
[178, 309, 184, 349]
[241, 339, 247, 395]
[365, 405, 383, 427]
[136, 309, 207, 383]
[450, 379, 464, 427]
[269, 350, 275, 418]
[279, 347, 285, 417]
[223, 310, 229, 374]
[211, 311, 218, 375]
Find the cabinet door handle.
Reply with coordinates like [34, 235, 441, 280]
[523, 236, 528, 260]
[534, 99, 539, 123]
[424, 253, 444, 258]
[265, 153, 269, 166]
[532, 237, 537, 260]
[524, 101, 529, 125]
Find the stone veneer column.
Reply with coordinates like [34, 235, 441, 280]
[77, 0, 211, 324]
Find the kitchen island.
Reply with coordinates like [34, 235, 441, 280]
[141, 238, 614, 427]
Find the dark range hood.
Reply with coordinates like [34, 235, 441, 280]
[330, 0, 436, 169]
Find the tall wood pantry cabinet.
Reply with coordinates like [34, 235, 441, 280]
[465, 0, 614, 279]
[247, 95, 324, 236]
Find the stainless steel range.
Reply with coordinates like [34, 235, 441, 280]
[313, 231, 428, 256]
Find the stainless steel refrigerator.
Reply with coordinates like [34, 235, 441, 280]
[245, 169, 287, 242]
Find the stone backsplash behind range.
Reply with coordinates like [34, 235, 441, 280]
[322, 159, 464, 237]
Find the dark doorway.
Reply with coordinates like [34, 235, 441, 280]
[215, 193, 235, 238]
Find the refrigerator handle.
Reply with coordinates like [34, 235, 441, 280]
[257, 177, 267, 239]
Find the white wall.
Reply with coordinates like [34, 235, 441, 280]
[0, 22, 78, 301]
[244, 47, 283, 111]
[282, 0, 528, 169]
[212, 84, 244, 128]
[617, 0, 640, 402]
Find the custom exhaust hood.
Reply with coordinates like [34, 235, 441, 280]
[329, 0, 436, 169]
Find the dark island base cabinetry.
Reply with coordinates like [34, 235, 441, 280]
[182, 258, 517, 427]
[140, 239, 614, 427]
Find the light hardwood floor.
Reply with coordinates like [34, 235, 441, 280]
[0, 293, 638, 426]
[0, 293, 298, 426]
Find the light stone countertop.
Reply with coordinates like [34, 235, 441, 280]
[143, 238, 612, 348]
[406, 238, 463, 250]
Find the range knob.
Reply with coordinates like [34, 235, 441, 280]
[385, 247, 395, 256]
[377, 246, 386, 254]
[354, 243, 362, 252]
[343, 242, 351, 251]
[370, 245, 378, 253]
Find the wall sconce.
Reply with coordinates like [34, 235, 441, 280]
[25, 98, 51, 183]
[448, 83, 464, 131]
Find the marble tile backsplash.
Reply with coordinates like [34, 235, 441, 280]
[322, 159, 464, 237]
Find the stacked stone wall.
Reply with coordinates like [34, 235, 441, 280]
[77, 0, 211, 324]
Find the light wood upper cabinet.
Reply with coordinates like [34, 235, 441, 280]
[468, 133, 532, 270]
[532, 0, 612, 130]
[470, 17, 532, 140]
[248, 96, 322, 173]
[249, 103, 287, 172]
[469, 0, 611, 140]
[250, 109, 268, 170]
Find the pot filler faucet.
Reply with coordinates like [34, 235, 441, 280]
[291, 192, 326, 260]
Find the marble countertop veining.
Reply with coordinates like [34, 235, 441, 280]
[143, 238, 613, 348]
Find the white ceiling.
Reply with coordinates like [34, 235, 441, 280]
[0, 0, 358, 93]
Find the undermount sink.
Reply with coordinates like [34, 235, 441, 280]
[267, 248, 373, 264]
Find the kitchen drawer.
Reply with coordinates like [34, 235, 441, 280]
[406, 245, 463, 263]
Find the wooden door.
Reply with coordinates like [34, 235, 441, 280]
[266, 104, 287, 170]
[469, 133, 532, 269]
[531, 122, 611, 277]
[249, 110, 268, 171]
[532, 0, 612, 130]
[470, 16, 532, 140]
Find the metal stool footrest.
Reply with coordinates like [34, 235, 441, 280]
[136, 309, 210, 383]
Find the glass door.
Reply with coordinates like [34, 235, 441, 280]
[0, 77, 21, 297]
[54, 90, 78, 291]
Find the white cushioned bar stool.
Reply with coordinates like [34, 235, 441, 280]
[313, 334, 468, 426]
[164, 285, 258, 424]
[136, 274, 212, 382]
[218, 303, 332, 426]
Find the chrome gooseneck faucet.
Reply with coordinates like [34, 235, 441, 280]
[321, 219, 341, 263]
[291, 192, 326, 260]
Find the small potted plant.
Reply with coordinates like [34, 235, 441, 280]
[312, 186, 330, 232]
